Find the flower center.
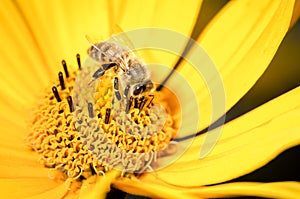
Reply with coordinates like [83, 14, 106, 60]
[26, 54, 179, 190]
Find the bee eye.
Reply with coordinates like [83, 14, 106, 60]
[133, 84, 146, 96]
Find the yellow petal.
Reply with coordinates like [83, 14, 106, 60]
[114, 177, 201, 199]
[0, 0, 51, 98]
[0, 80, 66, 197]
[12, 0, 111, 67]
[113, 0, 201, 33]
[25, 183, 67, 199]
[0, 106, 67, 197]
[177, 0, 295, 136]
[110, 0, 202, 75]
[126, 0, 202, 83]
[143, 85, 300, 186]
[11, 0, 202, 82]
[114, 178, 300, 199]
[0, 178, 65, 198]
[190, 181, 300, 198]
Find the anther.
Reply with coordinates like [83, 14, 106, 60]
[52, 86, 61, 102]
[105, 108, 111, 124]
[67, 96, 74, 112]
[147, 94, 155, 108]
[58, 72, 65, 90]
[114, 77, 119, 90]
[114, 77, 121, 101]
[62, 60, 69, 78]
[124, 85, 130, 98]
[126, 97, 133, 114]
[88, 102, 94, 118]
[76, 54, 81, 70]
[115, 90, 121, 101]
[138, 96, 147, 112]
[134, 98, 140, 108]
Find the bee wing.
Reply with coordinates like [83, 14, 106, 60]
[109, 24, 137, 56]
[86, 35, 112, 64]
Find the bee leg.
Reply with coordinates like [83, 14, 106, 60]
[89, 63, 117, 86]
[93, 68, 104, 79]
[126, 96, 134, 114]
[92, 63, 117, 79]
[113, 77, 122, 101]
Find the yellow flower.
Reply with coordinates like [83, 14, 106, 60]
[0, 0, 300, 199]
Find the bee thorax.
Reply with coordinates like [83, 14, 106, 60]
[126, 63, 150, 83]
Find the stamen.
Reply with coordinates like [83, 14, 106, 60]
[114, 77, 121, 101]
[62, 60, 69, 78]
[138, 96, 147, 112]
[105, 108, 111, 124]
[58, 72, 65, 90]
[76, 54, 81, 70]
[88, 102, 94, 118]
[134, 98, 139, 108]
[126, 96, 133, 114]
[147, 94, 154, 108]
[140, 152, 154, 173]
[124, 85, 130, 98]
[67, 96, 74, 112]
[52, 86, 61, 102]
[115, 90, 121, 101]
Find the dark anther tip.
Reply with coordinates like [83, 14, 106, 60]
[134, 98, 139, 108]
[105, 108, 111, 124]
[52, 86, 61, 102]
[126, 97, 134, 114]
[88, 102, 94, 118]
[76, 54, 81, 70]
[67, 96, 74, 112]
[58, 72, 65, 90]
[62, 60, 69, 78]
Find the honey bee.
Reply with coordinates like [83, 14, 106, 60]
[87, 37, 155, 111]
[85, 35, 166, 142]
